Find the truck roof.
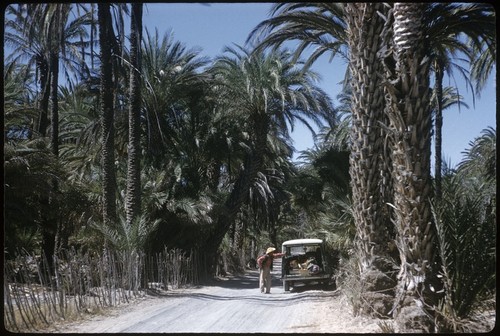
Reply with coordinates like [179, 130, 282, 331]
[282, 238, 323, 246]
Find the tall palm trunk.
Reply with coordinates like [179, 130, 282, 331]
[41, 23, 61, 269]
[50, 51, 59, 157]
[383, 3, 435, 332]
[126, 3, 143, 226]
[98, 3, 117, 226]
[36, 56, 50, 136]
[345, 2, 396, 317]
[49, 50, 62, 255]
[434, 61, 444, 200]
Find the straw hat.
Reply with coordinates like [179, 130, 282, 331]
[266, 247, 276, 254]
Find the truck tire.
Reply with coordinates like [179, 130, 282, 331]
[283, 280, 290, 292]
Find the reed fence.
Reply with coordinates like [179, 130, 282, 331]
[3, 247, 201, 332]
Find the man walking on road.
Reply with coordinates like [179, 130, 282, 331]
[257, 247, 285, 294]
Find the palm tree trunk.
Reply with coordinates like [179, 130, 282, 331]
[41, 19, 61, 266]
[126, 3, 143, 226]
[50, 50, 62, 255]
[208, 160, 222, 193]
[434, 62, 444, 200]
[345, 2, 396, 317]
[98, 3, 117, 226]
[383, 3, 435, 332]
[50, 51, 59, 157]
[37, 57, 50, 136]
[231, 219, 246, 272]
[40, 195, 56, 273]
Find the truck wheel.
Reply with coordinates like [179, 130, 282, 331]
[322, 278, 336, 290]
[283, 281, 290, 292]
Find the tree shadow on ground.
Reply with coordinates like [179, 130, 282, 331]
[144, 269, 339, 306]
[200, 269, 261, 289]
[289, 283, 335, 293]
[145, 288, 338, 306]
[148, 269, 336, 306]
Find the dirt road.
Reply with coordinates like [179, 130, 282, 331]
[53, 263, 383, 333]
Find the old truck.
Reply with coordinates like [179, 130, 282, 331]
[281, 238, 334, 292]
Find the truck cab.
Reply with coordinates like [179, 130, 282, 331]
[281, 238, 333, 291]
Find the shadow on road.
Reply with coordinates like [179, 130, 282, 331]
[144, 269, 339, 306]
[289, 282, 336, 292]
[202, 270, 261, 290]
[149, 289, 338, 306]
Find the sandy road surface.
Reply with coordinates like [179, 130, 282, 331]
[53, 262, 383, 333]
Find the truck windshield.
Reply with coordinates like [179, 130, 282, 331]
[287, 245, 321, 255]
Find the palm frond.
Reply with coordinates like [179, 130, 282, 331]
[457, 127, 496, 184]
[432, 179, 496, 318]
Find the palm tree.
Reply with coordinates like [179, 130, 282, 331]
[432, 179, 496, 331]
[3, 61, 39, 141]
[4, 64, 48, 254]
[46, 5, 63, 255]
[57, 80, 101, 184]
[136, 29, 232, 254]
[470, 38, 496, 95]
[43, 4, 67, 157]
[203, 45, 335, 274]
[381, 3, 434, 331]
[457, 127, 496, 194]
[5, 3, 94, 263]
[432, 130, 496, 330]
[279, 142, 352, 271]
[250, 3, 397, 315]
[315, 89, 352, 153]
[3, 140, 62, 254]
[5, 4, 93, 139]
[429, 85, 470, 176]
[229, 139, 296, 270]
[125, 3, 143, 228]
[140, 28, 210, 165]
[98, 3, 117, 226]
[248, 3, 348, 69]
[423, 3, 496, 199]
[5, 4, 52, 137]
[344, 3, 398, 317]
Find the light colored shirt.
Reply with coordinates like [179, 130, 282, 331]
[257, 252, 285, 269]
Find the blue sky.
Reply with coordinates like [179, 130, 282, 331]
[5, 3, 493, 166]
[142, 2, 496, 168]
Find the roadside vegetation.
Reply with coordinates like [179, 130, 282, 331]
[3, 3, 495, 333]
